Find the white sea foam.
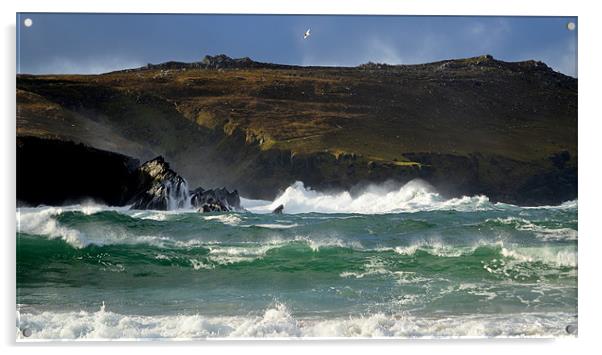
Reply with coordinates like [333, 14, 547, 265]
[17, 206, 171, 249]
[16, 205, 134, 248]
[524, 199, 578, 210]
[16, 204, 362, 255]
[384, 238, 577, 269]
[16, 303, 574, 340]
[17, 205, 206, 249]
[392, 241, 466, 257]
[189, 259, 215, 270]
[17, 207, 84, 247]
[202, 214, 300, 229]
[491, 217, 577, 241]
[250, 223, 299, 229]
[241, 180, 578, 214]
[500, 246, 577, 268]
[286, 235, 364, 252]
[129, 208, 198, 221]
[376, 239, 577, 272]
[203, 214, 243, 226]
[205, 244, 276, 265]
[17, 206, 195, 249]
[340, 257, 408, 280]
[201, 236, 364, 265]
[242, 180, 501, 214]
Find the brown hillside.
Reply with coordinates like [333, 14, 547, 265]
[17, 54, 577, 204]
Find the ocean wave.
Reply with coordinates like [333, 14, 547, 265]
[16, 303, 574, 340]
[375, 240, 577, 269]
[204, 214, 299, 229]
[487, 217, 577, 241]
[339, 257, 412, 280]
[241, 180, 577, 214]
[242, 180, 500, 214]
[366, 237, 566, 260]
[336, 242, 576, 285]
[203, 214, 243, 226]
[17, 206, 177, 248]
[17, 223, 576, 271]
[249, 223, 300, 229]
[17, 206, 108, 248]
[16, 204, 363, 252]
[129, 209, 197, 221]
[16, 205, 577, 273]
[185, 236, 366, 266]
[391, 241, 467, 257]
[524, 199, 578, 210]
[500, 246, 577, 268]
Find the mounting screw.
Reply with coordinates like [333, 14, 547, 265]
[565, 324, 577, 334]
[567, 22, 576, 31]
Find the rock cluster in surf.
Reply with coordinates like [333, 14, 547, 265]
[190, 186, 241, 212]
[128, 156, 240, 211]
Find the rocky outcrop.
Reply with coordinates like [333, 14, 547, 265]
[127, 157, 191, 210]
[201, 54, 254, 69]
[130, 54, 294, 73]
[125, 157, 242, 211]
[190, 187, 242, 212]
[190, 187, 241, 212]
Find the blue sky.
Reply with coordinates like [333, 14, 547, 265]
[16, 14, 577, 77]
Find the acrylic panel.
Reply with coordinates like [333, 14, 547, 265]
[16, 13, 577, 340]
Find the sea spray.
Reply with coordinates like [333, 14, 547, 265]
[242, 179, 497, 214]
[165, 178, 191, 210]
[16, 303, 575, 339]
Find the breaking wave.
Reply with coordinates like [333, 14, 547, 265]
[17, 302, 574, 340]
[241, 180, 574, 214]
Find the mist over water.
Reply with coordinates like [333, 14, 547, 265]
[16, 180, 578, 339]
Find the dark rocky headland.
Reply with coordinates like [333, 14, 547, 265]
[17, 136, 240, 211]
[17, 54, 577, 206]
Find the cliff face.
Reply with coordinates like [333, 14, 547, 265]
[17, 136, 140, 206]
[16, 55, 577, 205]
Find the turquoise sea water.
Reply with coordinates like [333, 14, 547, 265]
[16, 182, 577, 339]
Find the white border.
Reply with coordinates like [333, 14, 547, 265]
[2, 0, 601, 354]
[5, 0, 581, 16]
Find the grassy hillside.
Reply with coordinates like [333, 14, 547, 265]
[16, 55, 577, 204]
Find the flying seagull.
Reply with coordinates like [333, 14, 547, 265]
[303, 28, 311, 39]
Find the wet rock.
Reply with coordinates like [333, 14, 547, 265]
[127, 156, 190, 210]
[190, 186, 241, 212]
[272, 204, 284, 214]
